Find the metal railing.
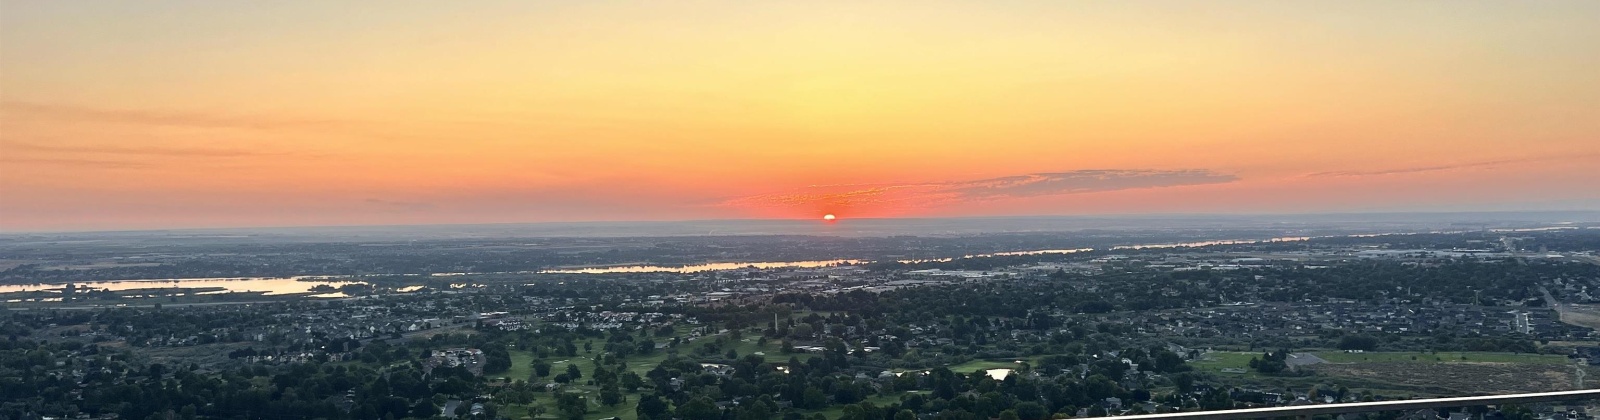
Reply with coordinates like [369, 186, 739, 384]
[1110, 389, 1600, 420]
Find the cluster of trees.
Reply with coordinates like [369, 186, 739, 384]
[628, 347, 1205, 420]
[1246, 349, 1290, 374]
[0, 335, 462, 420]
[0, 309, 663, 420]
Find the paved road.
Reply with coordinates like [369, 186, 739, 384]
[1286, 352, 1328, 367]
[1541, 285, 1564, 310]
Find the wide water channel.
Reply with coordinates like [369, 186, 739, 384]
[0, 230, 1490, 294]
[540, 235, 1318, 274]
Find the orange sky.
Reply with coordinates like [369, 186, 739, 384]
[3, 1, 1599, 231]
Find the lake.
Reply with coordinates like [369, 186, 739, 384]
[0, 276, 366, 297]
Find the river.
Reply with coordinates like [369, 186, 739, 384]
[0, 229, 1504, 290]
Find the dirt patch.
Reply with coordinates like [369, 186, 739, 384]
[1558, 305, 1600, 330]
[139, 342, 256, 368]
[1315, 362, 1581, 394]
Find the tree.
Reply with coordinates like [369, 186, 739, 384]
[410, 399, 440, 419]
[1015, 402, 1048, 420]
[600, 384, 623, 406]
[677, 396, 721, 420]
[496, 388, 536, 405]
[802, 387, 828, 409]
[1248, 349, 1290, 374]
[1173, 373, 1196, 394]
[791, 324, 814, 338]
[532, 359, 552, 378]
[483, 347, 512, 374]
[620, 371, 644, 392]
[638, 394, 670, 420]
[566, 364, 583, 380]
[1338, 335, 1379, 351]
[557, 393, 588, 420]
[895, 409, 918, 420]
[1151, 350, 1189, 373]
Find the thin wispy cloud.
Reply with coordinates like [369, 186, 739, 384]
[5, 142, 285, 158]
[1, 101, 347, 131]
[1307, 154, 1600, 177]
[723, 169, 1238, 210]
[0, 157, 151, 169]
[945, 170, 1238, 199]
[363, 198, 436, 212]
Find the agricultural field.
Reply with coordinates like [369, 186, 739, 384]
[1311, 362, 1587, 395]
[1311, 351, 1569, 364]
[1192, 350, 1589, 396]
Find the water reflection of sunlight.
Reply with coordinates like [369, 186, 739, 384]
[0, 277, 367, 296]
[540, 259, 863, 274]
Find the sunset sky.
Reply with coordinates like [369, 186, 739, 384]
[3, 1, 1598, 231]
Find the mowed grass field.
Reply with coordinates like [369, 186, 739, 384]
[947, 358, 1034, 374]
[1190, 351, 1259, 375]
[493, 349, 536, 382]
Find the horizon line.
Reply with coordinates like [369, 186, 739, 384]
[4, 209, 1599, 236]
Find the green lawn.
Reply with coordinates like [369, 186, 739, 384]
[1188, 351, 1260, 377]
[494, 348, 535, 381]
[947, 358, 1031, 374]
[726, 335, 818, 364]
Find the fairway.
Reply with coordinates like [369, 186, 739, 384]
[493, 348, 535, 381]
[492, 327, 813, 420]
[1189, 351, 1258, 374]
[947, 358, 1032, 374]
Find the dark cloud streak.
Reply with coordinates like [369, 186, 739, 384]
[1306, 154, 1599, 177]
[724, 169, 1238, 210]
[946, 170, 1238, 199]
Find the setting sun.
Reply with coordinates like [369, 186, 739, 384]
[823, 214, 837, 221]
